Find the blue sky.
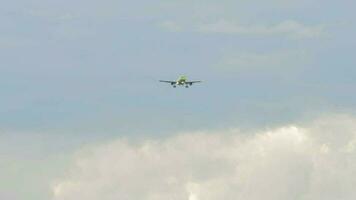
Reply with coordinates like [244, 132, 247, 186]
[1, 1, 356, 200]
[1, 0, 355, 134]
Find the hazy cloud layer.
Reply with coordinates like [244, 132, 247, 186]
[217, 50, 311, 71]
[53, 115, 356, 200]
[160, 20, 325, 39]
[198, 20, 325, 39]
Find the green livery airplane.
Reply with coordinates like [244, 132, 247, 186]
[160, 75, 201, 88]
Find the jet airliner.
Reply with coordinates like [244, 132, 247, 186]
[160, 76, 201, 88]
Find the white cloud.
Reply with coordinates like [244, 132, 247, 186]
[217, 50, 310, 71]
[159, 21, 184, 32]
[161, 19, 325, 39]
[198, 20, 325, 39]
[160, 20, 327, 40]
[53, 115, 356, 200]
[0, 37, 35, 49]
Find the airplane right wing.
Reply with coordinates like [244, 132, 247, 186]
[186, 81, 202, 85]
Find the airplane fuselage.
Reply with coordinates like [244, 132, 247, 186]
[174, 76, 189, 87]
[176, 76, 187, 84]
[176, 80, 186, 85]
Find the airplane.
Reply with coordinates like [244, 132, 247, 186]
[159, 75, 201, 88]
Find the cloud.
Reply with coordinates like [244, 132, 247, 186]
[221, 52, 290, 69]
[52, 115, 356, 200]
[0, 37, 35, 49]
[198, 20, 325, 39]
[161, 19, 325, 39]
[159, 21, 184, 32]
[216, 50, 311, 72]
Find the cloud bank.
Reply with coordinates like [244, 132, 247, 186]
[53, 115, 356, 200]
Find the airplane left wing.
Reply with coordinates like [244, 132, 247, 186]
[159, 80, 176, 84]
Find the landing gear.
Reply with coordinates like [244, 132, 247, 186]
[185, 85, 189, 88]
[173, 85, 177, 88]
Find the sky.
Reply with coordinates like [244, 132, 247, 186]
[1, 0, 356, 200]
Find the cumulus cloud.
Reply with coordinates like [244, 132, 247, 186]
[197, 20, 325, 39]
[53, 115, 356, 200]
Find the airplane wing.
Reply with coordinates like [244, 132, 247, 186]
[186, 81, 202, 85]
[159, 80, 176, 84]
